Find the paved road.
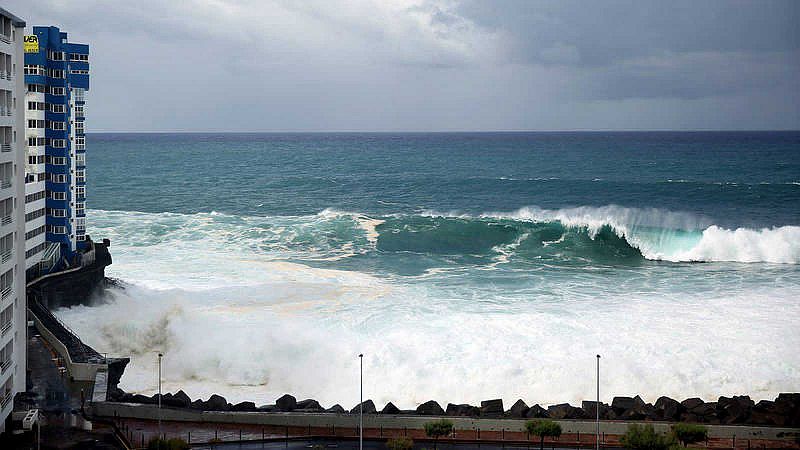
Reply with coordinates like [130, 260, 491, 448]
[191, 439, 623, 450]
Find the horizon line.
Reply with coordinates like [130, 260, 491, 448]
[85, 129, 800, 134]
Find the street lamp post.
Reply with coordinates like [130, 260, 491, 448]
[158, 352, 163, 443]
[359, 353, 364, 450]
[596, 354, 601, 450]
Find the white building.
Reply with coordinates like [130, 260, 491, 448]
[0, 7, 28, 434]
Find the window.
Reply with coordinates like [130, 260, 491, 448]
[25, 191, 46, 203]
[47, 68, 65, 79]
[51, 191, 66, 200]
[27, 137, 46, 147]
[25, 208, 45, 222]
[25, 225, 46, 240]
[76, 170, 85, 183]
[51, 174, 66, 183]
[0, 304, 12, 334]
[50, 139, 66, 148]
[0, 269, 12, 295]
[75, 136, 85, 150]
[26, 242, 46, 259]
[72, 88, 85, 102]
[48, 208, 67, 218]
[70, 69, 89, 75]
[50, 86, 65, 96]
[48, 225, 67, 234]
[23, 65, 45, 76]
[27, 84, 46, 93]
[48, 121, 65, 131]
[75, 121, 84, 134]
[76, 186, 85, 198]
[27, 101, 45, 111]
[74, 105, 84, 116]
[50, 157, 66, 165]
[76, 202, 85, 216]
[47, 50, 64, 61]
[50, 104, 65, 113]
[75, 154, 85, 166]
[69, 53, 89, 62]
[27, 119, 45, 129]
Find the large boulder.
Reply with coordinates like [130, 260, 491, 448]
[654, 396, 683, 421]
[417, 400, 445, 415]
[296, 399, 324, 412]
[446, 403, 479, 417]
[547, 403, 585, 420]
[682, 402, 718, 423]
[716, 396, 753, 424]
[326, 404, 346, 414]
[276, 394, 297, 411]
[350, 400, 376, 414]
[480, 399, 504, 416]
[611, 396, 637, 414]
[526, 404, 549, 418]
[172, 390, 192, 408]
[774, 393, 800, 427]
[258, 404, 278, 412]
[581, 401, 610, 419]
[381, 402, 401, 415]
[231, 401, 257, 412]
[205, 394, 230, 411]
[681, 398, 705, 411]
[507, 399, 529, 418]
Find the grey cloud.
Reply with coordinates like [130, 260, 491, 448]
[3, 0, 798, 131]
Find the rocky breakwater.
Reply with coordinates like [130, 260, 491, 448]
[106, 389, 800, 427]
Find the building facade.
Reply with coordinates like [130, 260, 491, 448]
[24, 26, 89, 277]
[0, 7, 28, 434]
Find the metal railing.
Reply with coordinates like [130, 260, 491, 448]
[0, 358, 10, 374]
[0, 249, 10, 263]
[0, 144, 8, 152]
[0, 285, 11, 300]
[0, 391, 10, 409]
[0, 320, 10, 336]
[0, 180, 10, 190]
[1, 215, 11, 225]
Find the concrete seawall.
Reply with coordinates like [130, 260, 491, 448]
[92, 402, 800, 440]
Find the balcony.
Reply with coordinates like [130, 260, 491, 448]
[1, 215, 11, 226]
[0, 144, 9, 153]
[0, 320, 9, 337]
[0, 180, 9, 190]
[0, 249, 9, 263]
[0, 358, 9, 375]
[0, 390, 10, 409]
[1, 285, 11, 300]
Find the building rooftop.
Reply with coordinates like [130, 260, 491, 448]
[0, 7, 25, 27]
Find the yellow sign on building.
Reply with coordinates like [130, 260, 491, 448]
[24, 35, 39, 53]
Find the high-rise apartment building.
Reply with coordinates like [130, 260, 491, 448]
[0, 7, 28, 434]
[24, 26, 89, 276]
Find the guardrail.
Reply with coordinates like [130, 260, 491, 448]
[0, 285, 11, 300]
[1, 215, 12, 225]
[0, 144, 9, 152]
[0, 248, 10, 263]
[0, 180, 9, 189]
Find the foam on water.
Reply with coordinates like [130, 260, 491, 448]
[54, 208, 800, 409]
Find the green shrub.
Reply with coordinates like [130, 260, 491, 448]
[424, 419, 453, 450]
[146, 437, 190, 450]
[672, 423, 708, 447]
[386, 436, 414, 450]
[620, 424, 677, 450]
[525, 420, 562, 450]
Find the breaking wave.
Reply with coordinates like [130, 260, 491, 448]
[87, 206, 800, 268]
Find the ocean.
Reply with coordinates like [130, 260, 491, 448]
[57, 131, 800, 409]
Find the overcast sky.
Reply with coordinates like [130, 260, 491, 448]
[6, 0, 800, 131]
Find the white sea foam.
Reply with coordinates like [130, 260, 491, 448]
[61, 208, 800, 410]
[482, 205, 800, 264]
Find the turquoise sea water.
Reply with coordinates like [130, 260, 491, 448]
[58, 132, 800, 409]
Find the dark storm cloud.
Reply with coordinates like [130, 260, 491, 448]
[4, 0, 798, 131]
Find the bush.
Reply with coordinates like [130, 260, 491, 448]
[672, 423, 708, 447]
[424, 419, 453, 450]
[387, 436, 414, 450]
[146, 437, 190, 450]
[525, 420, 562, 450]
[620, 424, 677, 450]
